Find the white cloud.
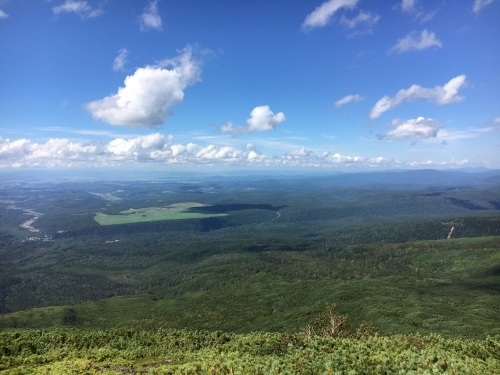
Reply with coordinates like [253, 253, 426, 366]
[399, 0, 438, 23]
[86, 46, 201, 127]
[246, 106, 286, 132]
[194, 144, 246, 161]
[335, 94, 365, 107]
[408, 159, 469, 168]
[302, 0, 358, 30]
[340, 11, 380, 35]
[105, 133, 175, 161]
[0, 134, 260, 168]
[437, 129, 481, 141]
[139, 0, 162, 31]
[401, 0, 416, 13]
[473, 0, 494, 13]
[0, 137, 104, 168]
[219, 106, 286, 137]
[378, 117, 442, 140]
[113, 49, 129, 71]
[40, 126, 141, 139]
[53, 0, 103, 19]
[0, 9, 8, 19]
[0, 138, 32, 159]
[0, 134, 488, 170]
[417, 9, 438, 23]
[390, 30, 442, 53]
[494, 117, 500, 123]
[436, 123, 499, 141]
[370, 75, 467, 119]
[330, 153, 365, 163]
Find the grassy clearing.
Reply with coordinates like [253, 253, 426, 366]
[94, 202, 228, 226]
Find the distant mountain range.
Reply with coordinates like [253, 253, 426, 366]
[1, 168, 499, 186]
[319, 169, 500, 187]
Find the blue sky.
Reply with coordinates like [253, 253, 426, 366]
[0, 0, 499, 171]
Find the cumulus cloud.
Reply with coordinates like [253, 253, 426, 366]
[139, 0, 162, 31]
[340, 11, 380, 35]
[378, 117, 442, 141]
[370, 75, 467, 119]
[113, 49, 129, 71]
[0, 9, 8, 19]
[335, 94, 365, 107]
[473, 0, 494, 13]
[0, 134, 480, 170]
[330, 153, 365, 163]
[0, 138, 32, 159]
[52, 0, 103, 19]
[106, 133, 172, 160]
[86, 46, 201, 127]
[0, 134, 261, 168]
[219, 106, 286, 137]
[390, 30, 442, 53]
[0, 137, 103, 168]
[246, 106, 286, 132]
[302, 0, 358, 30]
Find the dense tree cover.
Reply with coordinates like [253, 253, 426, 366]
[1, 236, 498, 338]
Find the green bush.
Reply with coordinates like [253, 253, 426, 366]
[0, 328, 498, 374]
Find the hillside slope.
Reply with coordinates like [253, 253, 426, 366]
[1, 236, 498, 338]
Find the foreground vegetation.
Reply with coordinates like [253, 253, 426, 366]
[1, 328, 499, 374]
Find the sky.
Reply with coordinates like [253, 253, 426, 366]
[0, 0, 499, 172]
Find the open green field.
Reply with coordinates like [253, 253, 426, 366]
[94, 202, 228, 226]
